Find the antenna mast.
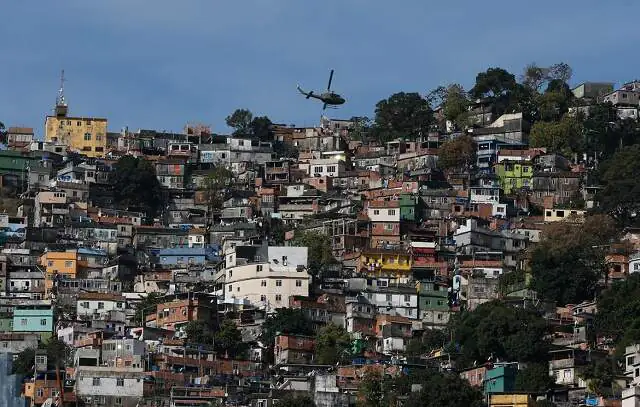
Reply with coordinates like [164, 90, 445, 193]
[57, 70, 67, 107]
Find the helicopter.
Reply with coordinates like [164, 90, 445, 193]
[297, 69, 346, 110]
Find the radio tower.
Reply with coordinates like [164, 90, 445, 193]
[55, 70, 68, 117]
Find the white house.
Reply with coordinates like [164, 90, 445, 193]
[224, 246, 310, 310]
[75, 366, 144, 407]
[76, 293, 125, 319]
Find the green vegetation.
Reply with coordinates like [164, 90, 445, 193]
[314, 323, 351, 365]
[111, 155, 162, 220]
[373, 92, 434, 142]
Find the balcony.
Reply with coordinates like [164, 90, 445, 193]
[278, 204, 315, 212]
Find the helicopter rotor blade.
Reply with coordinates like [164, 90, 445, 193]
[327, 69, 334, 91]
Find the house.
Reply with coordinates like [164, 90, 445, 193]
[224, 246, 310, 310]
[44, 96, 108, 158]
[155, 246, 218, 267]
[74, 366, 144, 407]
[543, 208, 585, 223]
[345, 297, 376, 337]
[33, 191, 69, 227]
[417, 280, 451, 329]
[155, 158, 186, 189]
[5, 127, 34, 149]
[531, 171, 582, 207]
[358, 249, 412, 284]
[494, 160, 533, 195]
[367, 200, 401, 249]
[274, 334, 315, 365]
[40, 249, 78, 293]
[571, 82, 614, 100]
[147, 292, 217, 333]
[76, 292, 126, 320]
[12, 302, 53, 340]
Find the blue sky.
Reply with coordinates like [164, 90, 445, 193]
[1, 0, 639, 136]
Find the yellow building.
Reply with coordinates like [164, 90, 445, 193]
[359, 249, 412, 280]
[44, 83, 107, 158]
[40, 250, 78, 292]
[490, 394, 536, 407]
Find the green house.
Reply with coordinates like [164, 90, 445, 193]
[484, 364, 518, 395]
[494, 161, 533, 195]
[417, 280, 450, 327]
[399, 194, 421, 221]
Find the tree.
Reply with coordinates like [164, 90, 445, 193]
[596, 274, 640, 347]
[111, 156, 163, 220]
[214, 319, 246, 358]
[260, 308, 314, 360]
[515, 363, 555, 393]
[349, 116, 373, 141]
[185, 320, 215, 346]
[203, 165, 234, 220]
[404, 372, 485, 407]
[453, 301, 549, 368]
[437, 135, 476, 170]
[315, 323, 351, 365]
[250, 115, 274, 141]
[529, 115, 583, 156]
[12, 347, 36, 375]
[597, 145, 640, 226]
[275, 394, 316, 407]
[442, 85, 470, 130]
[530, 214, 616, 306]
[470, 67, 517, 99]
[225, 108, 253, 136]
[357, 369, 388, 407]
[580, 358, 618, 397]
[373, 92, 434, 142]
[291, 230, 338, 277]
[0, 121, 6, 144]
[521, 62, 573, 92]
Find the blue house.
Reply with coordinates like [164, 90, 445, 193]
[156, 246, 220, 267]
[13, 305, 53, 340]
[483, 363, 518, 395]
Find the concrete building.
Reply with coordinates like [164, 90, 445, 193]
[0, 353, 27, 406]
[75, 366, 144, 407]
[224, 246, 310, 310]
[33, 191, 68, 228]
[45, 89, 108, 158]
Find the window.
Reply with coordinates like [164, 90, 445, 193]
[36, 388, 44, 397]
[95, 147, 104, 152]
[296, 280, 302, 287]
[261, 280, 267, 287]
[96, 134, 103, 141]
[93, 377, 101, 386]
[275, 294, 282, 302]
[98, 302, 104, 309]
[84, 133, 92, 140]
[257, 265, 263, 272]
[276, 280, 282, 287]
[115, 397, 123, 406]
[228, 285, 232, 292]
[64, 261, 73, 268]
[373, 209, 379, 215]
[40, 319, 47, 326]
[260, 295, 266, 302]
[20, 319, 27, 326]
[48, 261, 54, 267]
[556, 210, 565, 218]
[386, 294, 392, 301]
[388, 209, 396, 216]
[116, 378, 124, 387]
[403, 295, 410, 302]
[327, 165, 337, 173]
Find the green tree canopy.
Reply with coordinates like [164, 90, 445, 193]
[596, 274, 640, 349]
[111, 155, 163, 220]
[437, 135, 476, 170]
[185, 320, 215, 346]
[226, 108, 254, 136]
[291, 230, 338, 277]
[250, 115, 274, 141]
[529, 115, 583, 156]
[404, 372, 485, 407]
[314, 323, 351, 364]
[214, 319, 246, 358]
[260, 308, 314, 359]
[203, 165, 234, 215]
[530, 214, 617, 306]
[453, 301, 549, 368]
[373, 92, 434, 142]
[12, 337, 73, 375]
[597, 145, 640, 226]
[274, 394, 316, 407]
[515, 363, 556, 393]
[471, 67, 517, 99]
